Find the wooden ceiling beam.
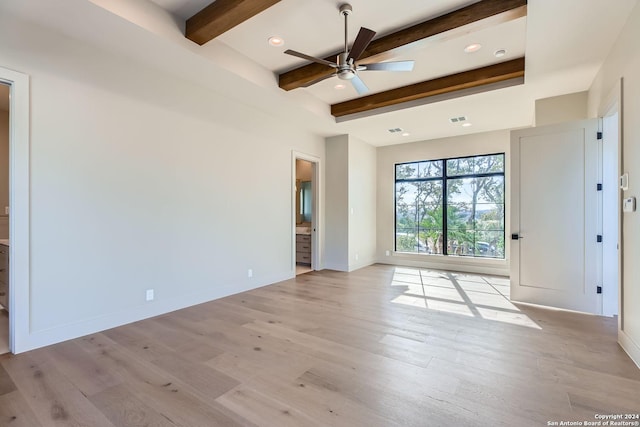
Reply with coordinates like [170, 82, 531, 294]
[278, 0, 527, 91]
[331, 57, 525, 118]
[186, 0, 282, 45]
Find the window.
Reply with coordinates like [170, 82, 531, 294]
[395, 153, 505, 258]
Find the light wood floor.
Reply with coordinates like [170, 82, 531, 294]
[0, 265, 639, 426]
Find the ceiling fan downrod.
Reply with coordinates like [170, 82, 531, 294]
[340, 4, 352, 55]
[338, 4, 355, 80]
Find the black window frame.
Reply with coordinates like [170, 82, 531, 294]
[394, 152, 506, 259]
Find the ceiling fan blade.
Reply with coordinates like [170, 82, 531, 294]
[301, 73, 337, 88]
[350, 74, 369, 95]
[347, 27, 376, 62]
[284, 50, 337, 68]
[360, 60, 415, 72]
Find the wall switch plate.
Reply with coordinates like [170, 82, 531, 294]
[247, 269, 253, 278]
[385, 250, 390, 256]
[145, 289, 154, 301]
[623, 197, 636, 213]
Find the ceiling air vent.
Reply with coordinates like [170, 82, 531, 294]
[388, 127, 403, 133]
[449, 116, 467, 123]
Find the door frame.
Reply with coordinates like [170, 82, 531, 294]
[598, 79, 623, 328]
[292, 151, 321, 272]
[0, 66, 30, 354]
[600, 104, 620, 317]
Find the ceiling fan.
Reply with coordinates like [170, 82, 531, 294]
[284, 3, 415, 95]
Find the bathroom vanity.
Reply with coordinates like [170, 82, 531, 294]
[296, 227, 311, 265]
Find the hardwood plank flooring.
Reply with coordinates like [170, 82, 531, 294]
[1, 264, 639, 426]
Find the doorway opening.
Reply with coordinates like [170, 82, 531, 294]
[0, 66, 29, 354]
[293, 153, 320, 276]
[295, 159, 313, 275]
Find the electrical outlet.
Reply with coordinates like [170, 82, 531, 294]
[355, 253, 359, 261]
[248, 269, 253, 278]
[385, 250, 390, 256]
[145, 289, 154, 301]
[4, 207, 8, 215]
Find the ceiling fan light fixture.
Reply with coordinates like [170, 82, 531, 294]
[337, 69, 356, 80]
[464, 43, 482, 53]
[268, 36, 285, 47]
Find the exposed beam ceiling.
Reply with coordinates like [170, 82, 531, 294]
[186, 0, 282, 45]
[278, 0, 527, 91]
[331, 57, 525, 118]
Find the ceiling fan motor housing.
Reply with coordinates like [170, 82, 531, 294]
[337, 52, 356, 80]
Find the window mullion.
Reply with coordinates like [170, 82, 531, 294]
[442, 161, 448, 256]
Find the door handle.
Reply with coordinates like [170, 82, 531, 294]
[511, 233, 524, 240]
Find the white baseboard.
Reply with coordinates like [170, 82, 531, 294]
[619, 329, 640, 369]
[322, 262, 349, 272]
[14, 271, 293, 354]
[347, 258, 375, 272]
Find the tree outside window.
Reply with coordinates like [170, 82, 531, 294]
[395, 153, 505, 259]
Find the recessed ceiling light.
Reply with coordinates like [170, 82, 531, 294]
[268, 36, 284, 47]
[494, 49, 507, 58]
[401, 132, 410, 137]
[464, 43, 482, 53]
[462, 123, 473, 127]
[334, 83, 346, 90]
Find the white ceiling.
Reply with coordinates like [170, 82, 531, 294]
[1, 0, 638, 145]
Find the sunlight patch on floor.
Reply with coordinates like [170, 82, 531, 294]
[390, 268, 541, 329]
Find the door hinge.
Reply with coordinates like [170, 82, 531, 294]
[597, 131, 603, 140]
[597, 286, 602, 294]
[597, 183, 603, 191]
[597, 235, 603, 243]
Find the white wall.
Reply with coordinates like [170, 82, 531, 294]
[324, 135, 349, 271]
[376, 130, 511, 276]
[588, 0, 640, 367]
[324, 134, 377, 272]
[535, 91, 588, 126]
[0, 14, 324, 351]
[348, 136, 377, 271]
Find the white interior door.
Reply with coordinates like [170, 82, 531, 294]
[510, 120, 600, 314]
